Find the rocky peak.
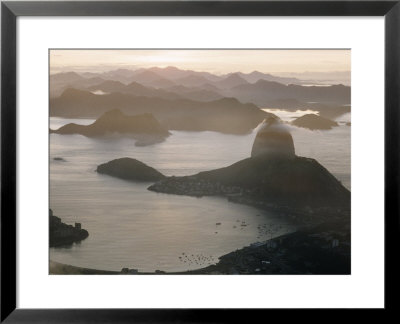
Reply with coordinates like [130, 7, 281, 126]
[251, 117, 295, 159]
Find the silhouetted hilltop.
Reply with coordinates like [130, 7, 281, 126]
[50, 72, 105, 97]
[130, 70, 176, 88]
[51, 109, 170, 145]
[88, 80, 181, 100]
[90, 79, 124, 91]
[292, 114, 338, 130]
[131, 70, 166, 83]
[214, 73, 249, 89]
[165, 85, 223, 102]
[174, 74, 211, 87]
[91, 80, 222, 102]
[50, 71, 83, 83]
[235, 71, 303, 85]
[80, 68, 140, 84]
[147, 66, 222, 83]
[50, 89, 273, 134]
[97, 158, 165, 182]
[229, 80, 350, 106]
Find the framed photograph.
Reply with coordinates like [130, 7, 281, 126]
[1, 0, 399, 321]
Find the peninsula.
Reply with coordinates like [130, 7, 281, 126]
[50, 209, 89, 247]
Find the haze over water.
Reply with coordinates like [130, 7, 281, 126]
[49, 112, 350, 272]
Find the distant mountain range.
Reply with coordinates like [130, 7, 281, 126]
[229, 71, 302, 85]
[53, 66, 307, 89]
[50, 72, 105, 97]
[50, 66, 350, 105]
[87, 80, 181, 100]
[50, 66, 351, 133]
[225, 80, 350, 106]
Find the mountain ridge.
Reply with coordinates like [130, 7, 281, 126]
[50, 88, 274, 134]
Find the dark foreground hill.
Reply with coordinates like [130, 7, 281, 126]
[50, 88, 273, 134]
[50, 209, 89, 247]
[97, 158, 165, 182]
[190, 219, 350, 274]
[50, 109, 170, 145]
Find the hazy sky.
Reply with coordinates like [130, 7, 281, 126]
[50, 49, 350, 75]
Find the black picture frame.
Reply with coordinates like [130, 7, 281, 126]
[1, 0, 399, 322]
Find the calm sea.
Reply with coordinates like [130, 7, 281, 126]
[49, 111, 350, 272]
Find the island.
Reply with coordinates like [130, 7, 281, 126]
[97, 158, 166, 182]
[53, 157, 67, 162]
[50, 209, 89, 247]
[50, 109, 170, 146]
[291, 114, 338, 130]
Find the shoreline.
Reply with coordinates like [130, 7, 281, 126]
[50, 218, 350, 275]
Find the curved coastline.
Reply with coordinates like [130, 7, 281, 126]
[50, 218, 350, 275]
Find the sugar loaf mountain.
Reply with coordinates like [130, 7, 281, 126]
[96, 117, 350, 222]
[148, 117, 350, 221]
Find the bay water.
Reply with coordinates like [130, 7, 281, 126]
[49, 111, 350, 272]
